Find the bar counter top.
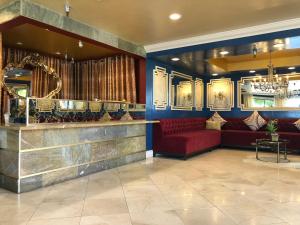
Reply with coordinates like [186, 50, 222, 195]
[0, 120, 159, 131]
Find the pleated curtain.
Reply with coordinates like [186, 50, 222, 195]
[75, 55, 136, 103]
[1, 48, 137, 116]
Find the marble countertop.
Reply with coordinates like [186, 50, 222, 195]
[0, 120, 159, 131]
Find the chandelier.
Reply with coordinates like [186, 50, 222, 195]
[251, 51, 290, 98]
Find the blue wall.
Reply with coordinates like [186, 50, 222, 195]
[146, 29, 300, 150]
[146, 58, 210, 150]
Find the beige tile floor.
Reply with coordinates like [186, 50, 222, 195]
[1, 149, 300, 225]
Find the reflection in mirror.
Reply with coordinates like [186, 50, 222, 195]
[2, 54, 62, 99]
[239, 74, 300, 110]
[170, 71, 193, 110]
[4, 68, 32, 98]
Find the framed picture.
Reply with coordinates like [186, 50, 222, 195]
[207, 78, 234, 111]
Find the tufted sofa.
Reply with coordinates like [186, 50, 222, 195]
[153, 117, 300, 159]
[222, 118, 300, 151]
[153, 118, 221, 159]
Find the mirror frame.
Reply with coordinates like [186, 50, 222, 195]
[1, 53, 62, 99]
[169, 71, 194, 111]
[238, 74, 300, 111]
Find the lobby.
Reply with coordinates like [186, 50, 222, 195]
[1, 0, 300, 225]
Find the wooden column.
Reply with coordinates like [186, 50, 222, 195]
[0, 32, 2, 124]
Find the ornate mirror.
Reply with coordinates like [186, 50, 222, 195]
[2, 53, 62, 99]
[170, 71, 194, 110]
[238, 73, 300, 111]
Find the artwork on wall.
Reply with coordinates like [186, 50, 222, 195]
[153, 66, 169, 110]
[194, 78, 204, 111]
[207, 78, 234, 111]
[170, 71, 194, 111]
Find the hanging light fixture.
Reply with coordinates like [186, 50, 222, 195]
[251, 51, 290, 98]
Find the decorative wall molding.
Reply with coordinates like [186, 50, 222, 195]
[238, 74, 300, 111]
[170, 71, 193, 111]
[207, 78, 234, 111]
[145, 17, 300, 53]
[194, 78, 204, 111]
[153, 66, 168, 110]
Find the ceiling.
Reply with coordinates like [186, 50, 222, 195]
[1, 0, 300, 45]
[2, 23, 121, 60]
[154, 36, 300, 75]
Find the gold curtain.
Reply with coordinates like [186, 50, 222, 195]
[2, 48, 74, 100]
[76, 55, 136, 102]
[1, 48, 137, 117]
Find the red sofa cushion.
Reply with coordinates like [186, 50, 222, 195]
[221, 130, 268, 147]
[222, 118, 250, 131]
[159, 118, 206, 135]
[277, 119, 299, 132]
[163, 130, 221, 155]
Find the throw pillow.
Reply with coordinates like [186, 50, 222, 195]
[206, 120, 221, 131]
[243, 111, 266, 131]
[294, 119, 300, 130]
[208, 112, 227, 126]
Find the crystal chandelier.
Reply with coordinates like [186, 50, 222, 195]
[251, 51, 289, 97]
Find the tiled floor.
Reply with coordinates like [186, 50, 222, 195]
[1, 149, 300, 225]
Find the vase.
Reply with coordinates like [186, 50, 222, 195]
[271, 133, 279, 142]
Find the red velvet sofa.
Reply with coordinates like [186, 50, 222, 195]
[153, 118, 221, 159]
[221, 118, 300, 151]
[153, 117, 300, 159]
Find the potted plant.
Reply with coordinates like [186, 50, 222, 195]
[266, 119, 279, 141]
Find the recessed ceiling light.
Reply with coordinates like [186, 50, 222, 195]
[273, 43, 285, 48]
[78, 40, 83, 48]
[171, 57, 180, 61]
[220, 51, 229, 55]
[212, 73, 218, 76]
[45, 28, 49, 31]
[55, 51, 61, 55]
[169, 13, 182, 21]
[4, 75, 8, 78]
[16, 42, 23, 45]
[288, 66, 295, 70]
[249, 70, 256, 73]
[15, 74, 21, 77]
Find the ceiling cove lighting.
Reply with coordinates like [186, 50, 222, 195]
[249, 70, 256, 73]
[220, 51, 229, 55]
[171, 57, 180, 61]
[16, 42, 23, 45]
[288, 67, 295, 70]
[169, 13, 182, 21]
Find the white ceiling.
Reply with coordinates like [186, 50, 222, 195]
[2, 0, 300, 46]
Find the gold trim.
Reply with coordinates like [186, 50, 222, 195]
[1, 54, 62, 99]
[238, 74, 300, 111]
[207, 78, 234, 111]
[170, 71, 194, 111]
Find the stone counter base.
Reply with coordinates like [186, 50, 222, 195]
[0, 123, 147, 193]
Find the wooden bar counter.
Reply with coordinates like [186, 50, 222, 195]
[0, 120, 154, 193]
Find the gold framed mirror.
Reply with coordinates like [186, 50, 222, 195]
[1, 53, 62, 99]
[169, 71, 194, 111]
[238, 73, 300, 111]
